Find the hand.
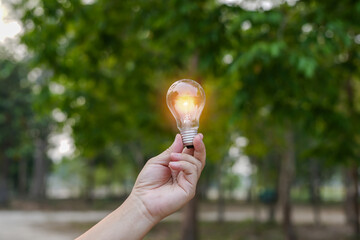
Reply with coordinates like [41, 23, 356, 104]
[131, 133, 206, 223]
[77, 134, 206, 240]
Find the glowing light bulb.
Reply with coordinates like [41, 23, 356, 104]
[166, 79, 206, 148]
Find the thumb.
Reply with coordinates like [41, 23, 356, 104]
[164, 134, 183, 155]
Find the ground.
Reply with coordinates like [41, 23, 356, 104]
[0, 202, 353, 240]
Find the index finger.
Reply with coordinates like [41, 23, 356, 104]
[193, 134, 206, 169]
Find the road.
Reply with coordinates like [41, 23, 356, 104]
[0, 205, 347, 240]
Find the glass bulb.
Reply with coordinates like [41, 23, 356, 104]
[166, 79, 206, 148]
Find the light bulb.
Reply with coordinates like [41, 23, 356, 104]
[166, 79, 206, 148]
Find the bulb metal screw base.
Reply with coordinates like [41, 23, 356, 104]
[180, 129, 198, 148]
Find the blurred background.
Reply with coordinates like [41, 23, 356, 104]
[0, 0, 360, 239]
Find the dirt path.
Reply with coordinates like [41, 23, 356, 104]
[0, 210, 109, 240]
[0, 205, 347, 240]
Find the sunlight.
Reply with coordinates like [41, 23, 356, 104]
[0, 2, 22, 43]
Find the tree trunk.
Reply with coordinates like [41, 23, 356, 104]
[278, 129, 296, 240]
[84, 158, 95, 203]
[347, 166, 360, 238]
[344, 77, 360, 238]
[0, 155, 10, 207]
[198, 177, 209, 200]
[267, 203, 276, 223]
[247, 156, 259, 204]
[343, 168, 354, 224]
[181, 195, 198, 240]
[18, 158, 28, 197]
[253, 180, 261, 223]
[309, 160, 321, 226]
[217, 160, 225, 223]
[217, 189, 225, 223]
[30, 137, 47, 200]
[268, 180, 279, 223]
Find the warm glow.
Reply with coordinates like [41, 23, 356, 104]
[174, 95, 196, 114]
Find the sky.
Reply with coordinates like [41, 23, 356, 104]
[0, 1, 21, 44]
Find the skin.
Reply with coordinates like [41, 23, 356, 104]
[77, 133, 206, 240]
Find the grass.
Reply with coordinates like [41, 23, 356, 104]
[66, 220, 352, 240]
[10, 199, 354, 240]
[145, 221, 283, 240]
[64, 220, 283, 240]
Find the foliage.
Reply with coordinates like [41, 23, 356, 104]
[6, 0, 360, 207]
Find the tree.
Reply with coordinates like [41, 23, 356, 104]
[16, 0, 230, 238]
[14, 0, 360, 239]
[221, 1, 359, 239]
[0, 53, 33, 205]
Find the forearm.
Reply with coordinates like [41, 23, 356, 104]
[76, 194, 157, 240]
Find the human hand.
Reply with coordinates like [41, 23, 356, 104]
[76, 134, 205, 240]
[131, 134, 206, 223]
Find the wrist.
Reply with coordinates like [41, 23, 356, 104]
[127, 192, 160, 226]
[77, 193, 158, 240]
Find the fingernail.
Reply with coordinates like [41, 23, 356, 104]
[170, 153, 182, 160]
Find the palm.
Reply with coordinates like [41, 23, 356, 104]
[133, 154, 195, 218]
[132, 134, 205, 220]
